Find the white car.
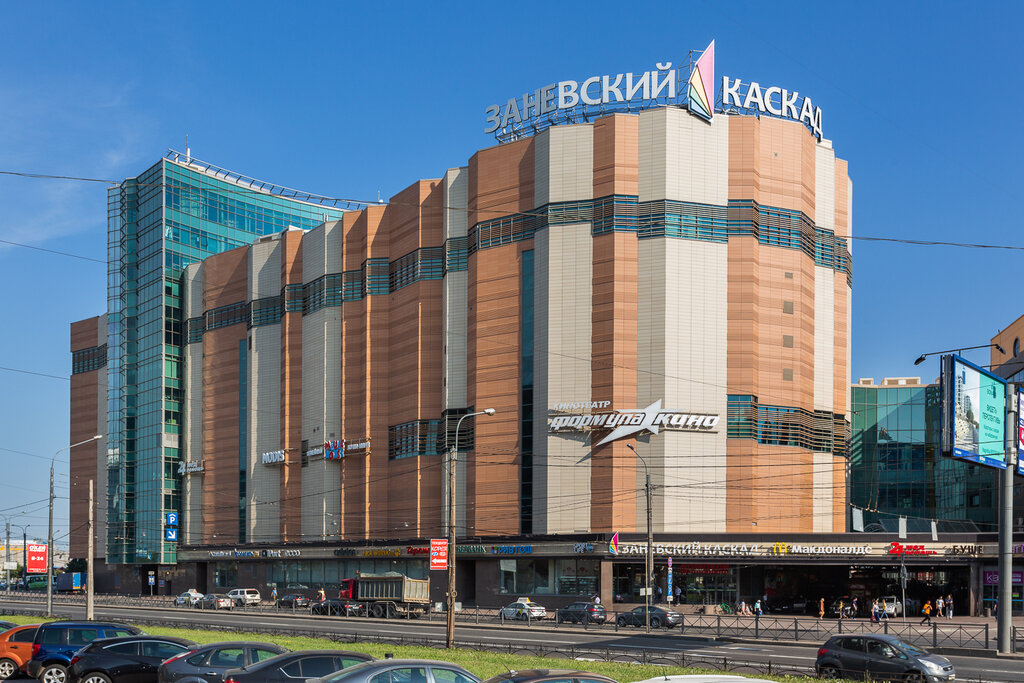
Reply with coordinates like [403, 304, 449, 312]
[499, 599, 547, 620]
[227, 587, 262, 606]
[878, 596, 903, 616]
[173, 589, 204, 606]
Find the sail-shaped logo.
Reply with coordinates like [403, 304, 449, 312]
[688, 40, 715, 121]
[609, 532, 620, 555]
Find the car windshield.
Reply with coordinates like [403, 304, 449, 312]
[896, 640, 928, 656]
[322, 661, 376, 682]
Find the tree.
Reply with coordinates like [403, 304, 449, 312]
[66, 558, 87, 573]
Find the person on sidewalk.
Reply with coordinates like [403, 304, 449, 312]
[879, 599, 889, 621]
[851, 596, 858, 618]
[818, 597, 825, 620]
[870, 599, 879, 623]
[935, 595, 944, 618]
[945, 594, 953, 619]
[920, 600, 933, 624]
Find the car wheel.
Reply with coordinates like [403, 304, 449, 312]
[41, 664, 68, 683]
[82, 673, 113, 683]
[904, 672, 925, 683]
[0, 658, 17, 680]
[818, 665, 841, 679]
[650, 617, 662, 628]
[616, 616, 627, 627]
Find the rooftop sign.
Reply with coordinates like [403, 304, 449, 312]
[485, 41, 822, 142]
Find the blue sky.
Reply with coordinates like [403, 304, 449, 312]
[1, 1, 1022, 548]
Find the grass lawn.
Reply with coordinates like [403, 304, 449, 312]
[0, 613, 827, 683]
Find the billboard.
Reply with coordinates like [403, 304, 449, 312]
[429, 539, 448, 571]
[942, 354, 1007, 469]
[26, 544, 47, 574]
[1018, 388, 1024, 476]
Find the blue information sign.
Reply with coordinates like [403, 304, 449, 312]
[164, 528, 178, 542]
[165, 512, 178, 527]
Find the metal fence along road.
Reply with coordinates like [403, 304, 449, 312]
[4, 591, 1024, 653]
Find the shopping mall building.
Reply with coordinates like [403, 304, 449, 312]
[71, 46, 1008, 614]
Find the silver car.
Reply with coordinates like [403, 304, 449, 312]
[309, 660, 479, 683]
[499, 600, 546, 620]
[198, 594, 234, 610]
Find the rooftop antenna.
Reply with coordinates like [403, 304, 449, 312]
[185, 135, 191, 163]
[377, 189, 384, 205]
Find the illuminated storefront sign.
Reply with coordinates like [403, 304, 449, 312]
[888, 542, 938, 556]
[363, 548, 400, 557]
[491, 545, 532, 555]
[177, 460, 204, 475]
[550, 399, 718, 446]
[261, 450, 286, 465]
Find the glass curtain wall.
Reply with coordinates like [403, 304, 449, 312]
[106, 157, 346, 565]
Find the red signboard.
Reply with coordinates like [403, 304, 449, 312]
[430, 539, 448, 571]
[26, 544, 47, 574]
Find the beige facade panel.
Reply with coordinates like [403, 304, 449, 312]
[814, 266, 835, 412]
[534, 123, 594, 206]
[639, 107, 728, 205]
[533, 223, 594, 534]
[815, 142, 836, 232]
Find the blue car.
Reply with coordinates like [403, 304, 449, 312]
[26, 621, 141, 683]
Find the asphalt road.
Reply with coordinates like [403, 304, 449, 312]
[1, 599, 1022, 682]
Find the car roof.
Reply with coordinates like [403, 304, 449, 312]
[194, 641, 288, 650]
[41, 621, 135, 628]
[485, 669, 614, 683]
[91, 635, 197, 647]
[242, 649, 372, 670]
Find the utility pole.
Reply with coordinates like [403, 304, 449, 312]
[86, 479, 95, 620]
[997, 385, 1016, 653]
[4, 522, 8, 594]
[446, 409, 494, 649]
[627, 443, 653, 634]
[49, 435, 101, 617]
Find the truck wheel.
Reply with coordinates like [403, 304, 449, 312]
[386, 604, 397, 619]
[0, 659, 17, 679]
[370, 603, 385, 619]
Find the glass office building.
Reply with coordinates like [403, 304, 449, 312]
[105, 153, 347, 565]
[850, 378, 998, 531]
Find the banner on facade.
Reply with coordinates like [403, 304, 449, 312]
[430, 539, 448, 571]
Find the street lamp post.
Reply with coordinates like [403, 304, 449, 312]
[446, 408, 495, 649]
[48, 435, 101, 617]
[626, 443, 653, 634]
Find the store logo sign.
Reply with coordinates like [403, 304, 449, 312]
[688, 40, 714, 121]
[177, 460, 204, 475]
[609, 532, 620, 555]
[550, 399, 719, 446]
[887, 542, 937, 556]
[261, 450, 286, 465]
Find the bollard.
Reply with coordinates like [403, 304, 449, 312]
[754, 615, 759, 639]
[986, 623, 990, 650]
[717, 614, 721, 637]
[794, 618, 799, 641]
[932, 622, 937, 649]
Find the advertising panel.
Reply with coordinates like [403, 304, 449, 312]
[943, 354, 1007, 469]
[1018, 388, 1024, 476]
[430, 539, 448, 571]
[26, 544, 47, 574]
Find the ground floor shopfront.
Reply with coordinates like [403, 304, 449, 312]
[121, 533, 1022, 617]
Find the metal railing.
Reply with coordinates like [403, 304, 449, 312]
[0, 593, 997, 650]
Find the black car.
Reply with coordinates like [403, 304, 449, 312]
[816, 634, 955, 681]
[158, 642, 289, 683]
[310, 599, 362, 616]
[275, 595, 310, 609]
[67, 636, 197, 683]
[770, 596, 808, 614]
[555, 603, 607, 624]
[222, 650, 372, 683]
[614, 606, 682, 629]
[482, 670, 615, 683]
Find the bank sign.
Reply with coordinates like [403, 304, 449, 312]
[485, 40, 823, 142]
[549, 399, 718, 446]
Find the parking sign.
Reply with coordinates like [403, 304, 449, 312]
[165, 512, 178, 526]
[165, 528, 178, 542]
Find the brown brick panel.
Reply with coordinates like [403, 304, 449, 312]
[468, 138, 534, 227]
[388, 180, 443, 257]
[366, 294, 390, 538]
[726, 442, 816, 533]
[69, 370, 100, 558]
[70, 317, 101, 353]
[593, 114, 639, 198]
[280, 231, 303, 541]
[726, 235, 760, 394]
[466, 244, 524, 537]
[590, 231, 638, 532]
[833, 275, 850, 416]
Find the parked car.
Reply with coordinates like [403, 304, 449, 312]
[308, 659, 479, 683]
[67, 635, 197, 683]
[173, 591, 204, 607]
[310, 599, 362, 616]
[275, 594, 310, 609]
[769, 596, 808, 614]
[26, 621, 142, 683]
[0, 624, 39, 679]
[222, 650, 372, 683]
[816, 634, 955, 681]
[197, 594, 233, 610]
[483, 671, 615, 683]
[829, 597, 858, 618]
[876, 596, 903, 617]
[499, 600, 547, 621]
[0, 623, 17, 633]
[555, 602, 607, 624]
[615, 606, 682, 629]
[159, 642, 289, 683]
[226, 589, 261, 607]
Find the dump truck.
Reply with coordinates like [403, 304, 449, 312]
[55, 572, 84, 593]
[338, 573, 429, 618]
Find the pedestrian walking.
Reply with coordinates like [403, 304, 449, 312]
[838, 600, 845, 619]
[317, 586, 325, 602]
[271, 586, 278, 602]
[818, 597, 825, 620]
[935, 595, 944, 618]
[754, 599, 763, 616]
[946, 594, 953, 619]
[674, 584, 682, 603]
[879, 599, 889, 621]
[871, 599, 879, 623]
[739, 600, 747, 615]
[851, 596, 858, 618]
[920, 600, 933, 624]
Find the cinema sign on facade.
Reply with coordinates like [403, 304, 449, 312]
[549, 399, 719, 446]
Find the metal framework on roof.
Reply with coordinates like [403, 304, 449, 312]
[165, 149, 368, 211]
